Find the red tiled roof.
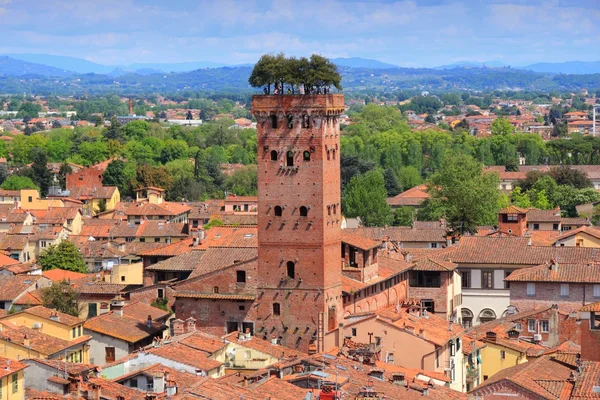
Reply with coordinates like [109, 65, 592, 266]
[224, 331, 306, 359]
[0, 356, 27, 379]
[341, 231, 380, 250]
[17, 305, 84, 326]
[0, 275, 44, 301]
[386, 184, 429, 206]
[506, 262, 600, 283]
[145, 341, 223, 371]
[0, 321, 91, 356]
[188, 247, 257, 279]
[196, 226, 257, 249]
[83, 301, 169, 343]
[137, 236, 197, 256]
[43, 268, 88, 282]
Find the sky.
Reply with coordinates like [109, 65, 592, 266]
[0, 0, 599, 67]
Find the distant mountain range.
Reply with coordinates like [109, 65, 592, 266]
[3, 53, 600, 76]
[0, 54, 599, 95]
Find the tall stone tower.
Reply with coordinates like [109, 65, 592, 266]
[252, 94, 345, 352]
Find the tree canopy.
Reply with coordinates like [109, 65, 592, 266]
[38, 241, 87, 273]
[342, 169, 393, 227]
[249, 53, 342, 94]
[40, 281, 82, 317]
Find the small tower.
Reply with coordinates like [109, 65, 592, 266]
[252, 94, 345, 352]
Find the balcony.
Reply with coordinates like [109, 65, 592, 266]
[466, 365, 480, 383]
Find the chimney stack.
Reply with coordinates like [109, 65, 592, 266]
[146, 315, 152, 329]
[110, 296, 125, 317]
[171, 319, 184, 336]
[88, 383, 101, 400]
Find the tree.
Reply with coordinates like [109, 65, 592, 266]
[38, 241, 87, 273]
[96, 199, 107, 213]
[102, 159, 129, 197]
[29, 148, 53, 196]
[58, 162, 72, 190]
[133, 164, 173, 191]
[423, 153, 500, 233]
[548, 166, 591, 189]
[225, 166, 258, 196]
[1, 175, 38, 190]
[491, 118, 515, 136]
[397, 166, 422, 191]
[40, 281, 82, 317]
[392, 207, 415, 226]
[103, 116, 123, 141]
[342, 170, 393, 227]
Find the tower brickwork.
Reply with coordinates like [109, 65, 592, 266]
[252, 94, 345, 352]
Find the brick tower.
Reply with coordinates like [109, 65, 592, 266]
[252, 94, 345, 352]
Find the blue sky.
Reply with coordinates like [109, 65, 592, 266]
[0, 0, 598, 67]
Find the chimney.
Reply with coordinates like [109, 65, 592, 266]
[448, 322, 453, 332]
[152, 374, 165, 393]
[392, 372, 405, 386]
[165, 380, 177, 396]
[49, 312, 60, 322]
[485, 331, 497, 343]
[110, 296, 125, 317]
[550, 259, 558, 272]
[88, 382, 101, 400]
[446, 235, 452, 247]
[146, 315, 152, 329]
[185, 317, 196, 333]
[23, 335, 30, 348]
[171, 319, 184, 336]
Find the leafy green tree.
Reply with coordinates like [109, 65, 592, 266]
[392, 207, 414, 226]
[40, 281, 82, 317]
[225, 166, 258, 196]
[491, 118, 515, 136]
[1, 175, 38, 190]
[423, 153, 500, 233]
[342, 170, 393, 227]
[134, 164, 173, 191]
[548, 166, 591, 189]
[96, 199, 107, 213]
[16, 102, 42, 119]
[340, 155, 376, 190]
[397, 166, 422, 191]
[29, 148, 53, 196]
[38, 241, 87, 273]
[511, 187, 532, 208]
[102, 159, 129, 196]
[103, 116, 123, 141]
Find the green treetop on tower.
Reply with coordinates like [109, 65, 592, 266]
[249, 53, 342, 95]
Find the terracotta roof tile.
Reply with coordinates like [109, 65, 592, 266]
[42, 268, 88, 282]
[386, 184, 429, 206]
[0, 356, 27, 379]
[17, 305, 84, 326]
[341, 231, 380, 250]
[196, 226, 258, 249]
[223, 331, 306, 359]
[0, 275, 44, 301]
[188, 247, 257, 278]
[145, 341, 223, 371]
[527, 208, 562, 222]
[137, 236, 198, 256]
[145, 251, 205, 272]
[411, 257, 457, 272]
[506, 262, 600, 283]
[0, 321, 91, 356]
[84, 301, 168, 343]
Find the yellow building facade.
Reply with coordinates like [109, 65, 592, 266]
[480, 341, 527, 380]
[0, 357, 26, 400]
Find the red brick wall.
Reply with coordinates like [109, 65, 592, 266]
[407, 271, 451, 318]
[581, 317, 600, 362]
[129, 284, 175, 310]
[510, 282, 596, 313]
[252, 95, 345, 352]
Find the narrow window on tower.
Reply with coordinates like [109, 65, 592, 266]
[332, 205, 337, 214]
[273, 303, 281, 316]
[274, 206, 283, 216]
[303, 114, 310, 128]
[213, 286, 219, 293]
[303, 151, 311, 161]
[299, 206, 308, 217]
[327, 150, 331, 161]
[332, 149, 336, 160]
[270, 150, 278, 161]
[287, 261, 295, 279]
[271, 115, 278, 129]
[287, 115, 294, 129]
[286, 151, 294, 167]
[327, 206, 331, 215]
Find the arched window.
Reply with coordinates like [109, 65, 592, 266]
[302, 114, 310, 129]
[286, 151, 294, 167]
[213, 286, 219, 294]
[303, 151, 311, 161]
[332, 205, 336, 215]
[287, 115, 294, 129]
[478, 308, 496, 324]
[327, 206, 331, 215]
[273, 303, 281, 316]
[270, 150, 278, 161]
[332, 149, 336, 160]
[461, 309, 473, 329]
[299, 206, 308, 217]
[274, 206, 283, 216]
[287, 261, 295, 279]
[271, 115, 278, 129]
[327, 150, 331, 161]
